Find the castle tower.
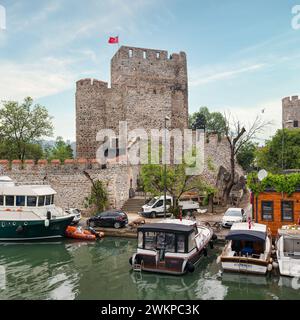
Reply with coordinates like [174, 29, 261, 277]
[282, 96, 300, 129]
[76, 46, 189, 159]
[76, 79, 108, 158]
[110, 46, 189, 132]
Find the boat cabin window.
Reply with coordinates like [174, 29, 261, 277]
[143, 231, 182, 253]
[261, 201, 273, 221]
[16, 196, 25, 206]
[38, 196, 45, 207]
[177, 234, 185, 253]
[281, 201, 294, 221]
[5, 195, 14, 206]
[284, 238, 300, 255]
[0, 196, 3, 206]
[156, 232, 175, 253]
[27, 196, 37, 207]
[231, 240, 264, 256]
[45, 195, 51, 206]
[145, 232, 156, 250]
[138, 232, 143, 248]
[188, 231, 196, 252]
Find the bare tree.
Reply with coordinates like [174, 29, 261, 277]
[222, 113, 271, 204]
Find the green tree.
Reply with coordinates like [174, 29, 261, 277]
[0, 97, 53, 161]
[236, 141, 258, 172]
[189, 106, 227, 139]
[140, 162, 216, 216]
[83, 171, 109, 214]
[256, 129, 300, 173]
[48, 137, 73, 162]
[222, 114, 270, 204]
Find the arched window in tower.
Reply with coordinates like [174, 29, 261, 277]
[156, 52, 160, 59]
[143, 51, 147, 59]
[129, 49, 133, 58]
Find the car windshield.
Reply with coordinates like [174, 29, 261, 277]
[147, 198, 158, 206]
[225, 210, 242, 217]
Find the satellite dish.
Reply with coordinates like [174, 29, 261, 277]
[258, 169, 268, 181]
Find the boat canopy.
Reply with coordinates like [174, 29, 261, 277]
[0, 185, 56, 196]
[138, 223, 195, 234]
[226, 230, 266, 242]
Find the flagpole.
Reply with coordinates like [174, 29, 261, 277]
[117, 34, 120, 50]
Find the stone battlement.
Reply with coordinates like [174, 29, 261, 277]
[0, 159, 121, 172]
[76, 78, 108, 89]
[282, 95, 299, 103]
[111, 46, 186, 63]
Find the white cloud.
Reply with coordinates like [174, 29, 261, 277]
[189, 63, 266, 87]
[222, 99, 282, 143]
[0, 57, 77, 101]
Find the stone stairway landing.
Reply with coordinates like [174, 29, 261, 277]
[122, 198, 146, 214]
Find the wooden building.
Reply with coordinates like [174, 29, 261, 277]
[252, 189, 300, 237]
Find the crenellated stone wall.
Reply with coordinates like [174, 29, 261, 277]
[0, 159, 138, 211]
[76, 46, 189, 159]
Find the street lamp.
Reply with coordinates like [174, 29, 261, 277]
[164, 116, 170, 219]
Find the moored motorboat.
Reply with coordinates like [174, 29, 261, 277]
[65, 225, 104, 240]
[0, 176, 75, 241]
[276, 225, 300, 277]
[129, 218, 216, 275]
[220, 222, 272, 275]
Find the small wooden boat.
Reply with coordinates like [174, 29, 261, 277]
[276, 225, 300, 277]
[65, 226, 104, 241]
[129, 218, 216, 275]
[220, 222, 272, 275]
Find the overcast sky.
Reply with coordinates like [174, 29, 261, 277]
[0, 0, 300, 141]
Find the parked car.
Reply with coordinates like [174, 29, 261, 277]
[140, 195, 200, 218]
[87, 210, 128, 229]
[222, 208, 246, 228]
[66, 208, 82, 225]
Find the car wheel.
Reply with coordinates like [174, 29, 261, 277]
[114, 222, 121, 229]
[150, 212, 156, 218]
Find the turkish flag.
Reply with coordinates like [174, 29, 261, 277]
[108, 36, 119, 44]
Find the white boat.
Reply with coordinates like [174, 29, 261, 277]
[0, 176, 75, 241]
[129, 219, 216, 275]
[221, 222, 272, 275]
[276, 225, 300, 277]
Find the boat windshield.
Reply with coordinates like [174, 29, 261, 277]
[144, 231, 178, 253]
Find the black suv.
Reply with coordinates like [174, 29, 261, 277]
[87, 210, 128, 229]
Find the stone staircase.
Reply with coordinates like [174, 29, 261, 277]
[122, 197, 146, 214]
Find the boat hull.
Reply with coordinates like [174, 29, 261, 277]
[221, 260, 268, 275]
[0, 217, 74, 241]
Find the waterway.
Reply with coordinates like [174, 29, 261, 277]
[0, 238, 299, 300]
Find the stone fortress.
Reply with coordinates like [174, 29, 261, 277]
[0, 46, 246, 210]
[282, 95, 300, 129]
[76, 46, 189, 159]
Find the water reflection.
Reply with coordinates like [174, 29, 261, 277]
[0, 240, 300, 300]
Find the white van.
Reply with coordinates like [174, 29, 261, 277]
[140, 195, 200, 218]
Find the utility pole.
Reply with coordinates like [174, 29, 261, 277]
[164, 116, 170, 219]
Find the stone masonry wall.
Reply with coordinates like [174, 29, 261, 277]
[76, 46, 189, 159]
[0, 159, 136, 211]
[282, 95, 300, 129]
[202, 134, 244, 186]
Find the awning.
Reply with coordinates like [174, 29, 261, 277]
[138, 223, 194, 234]
[226, 230, 266, 242]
